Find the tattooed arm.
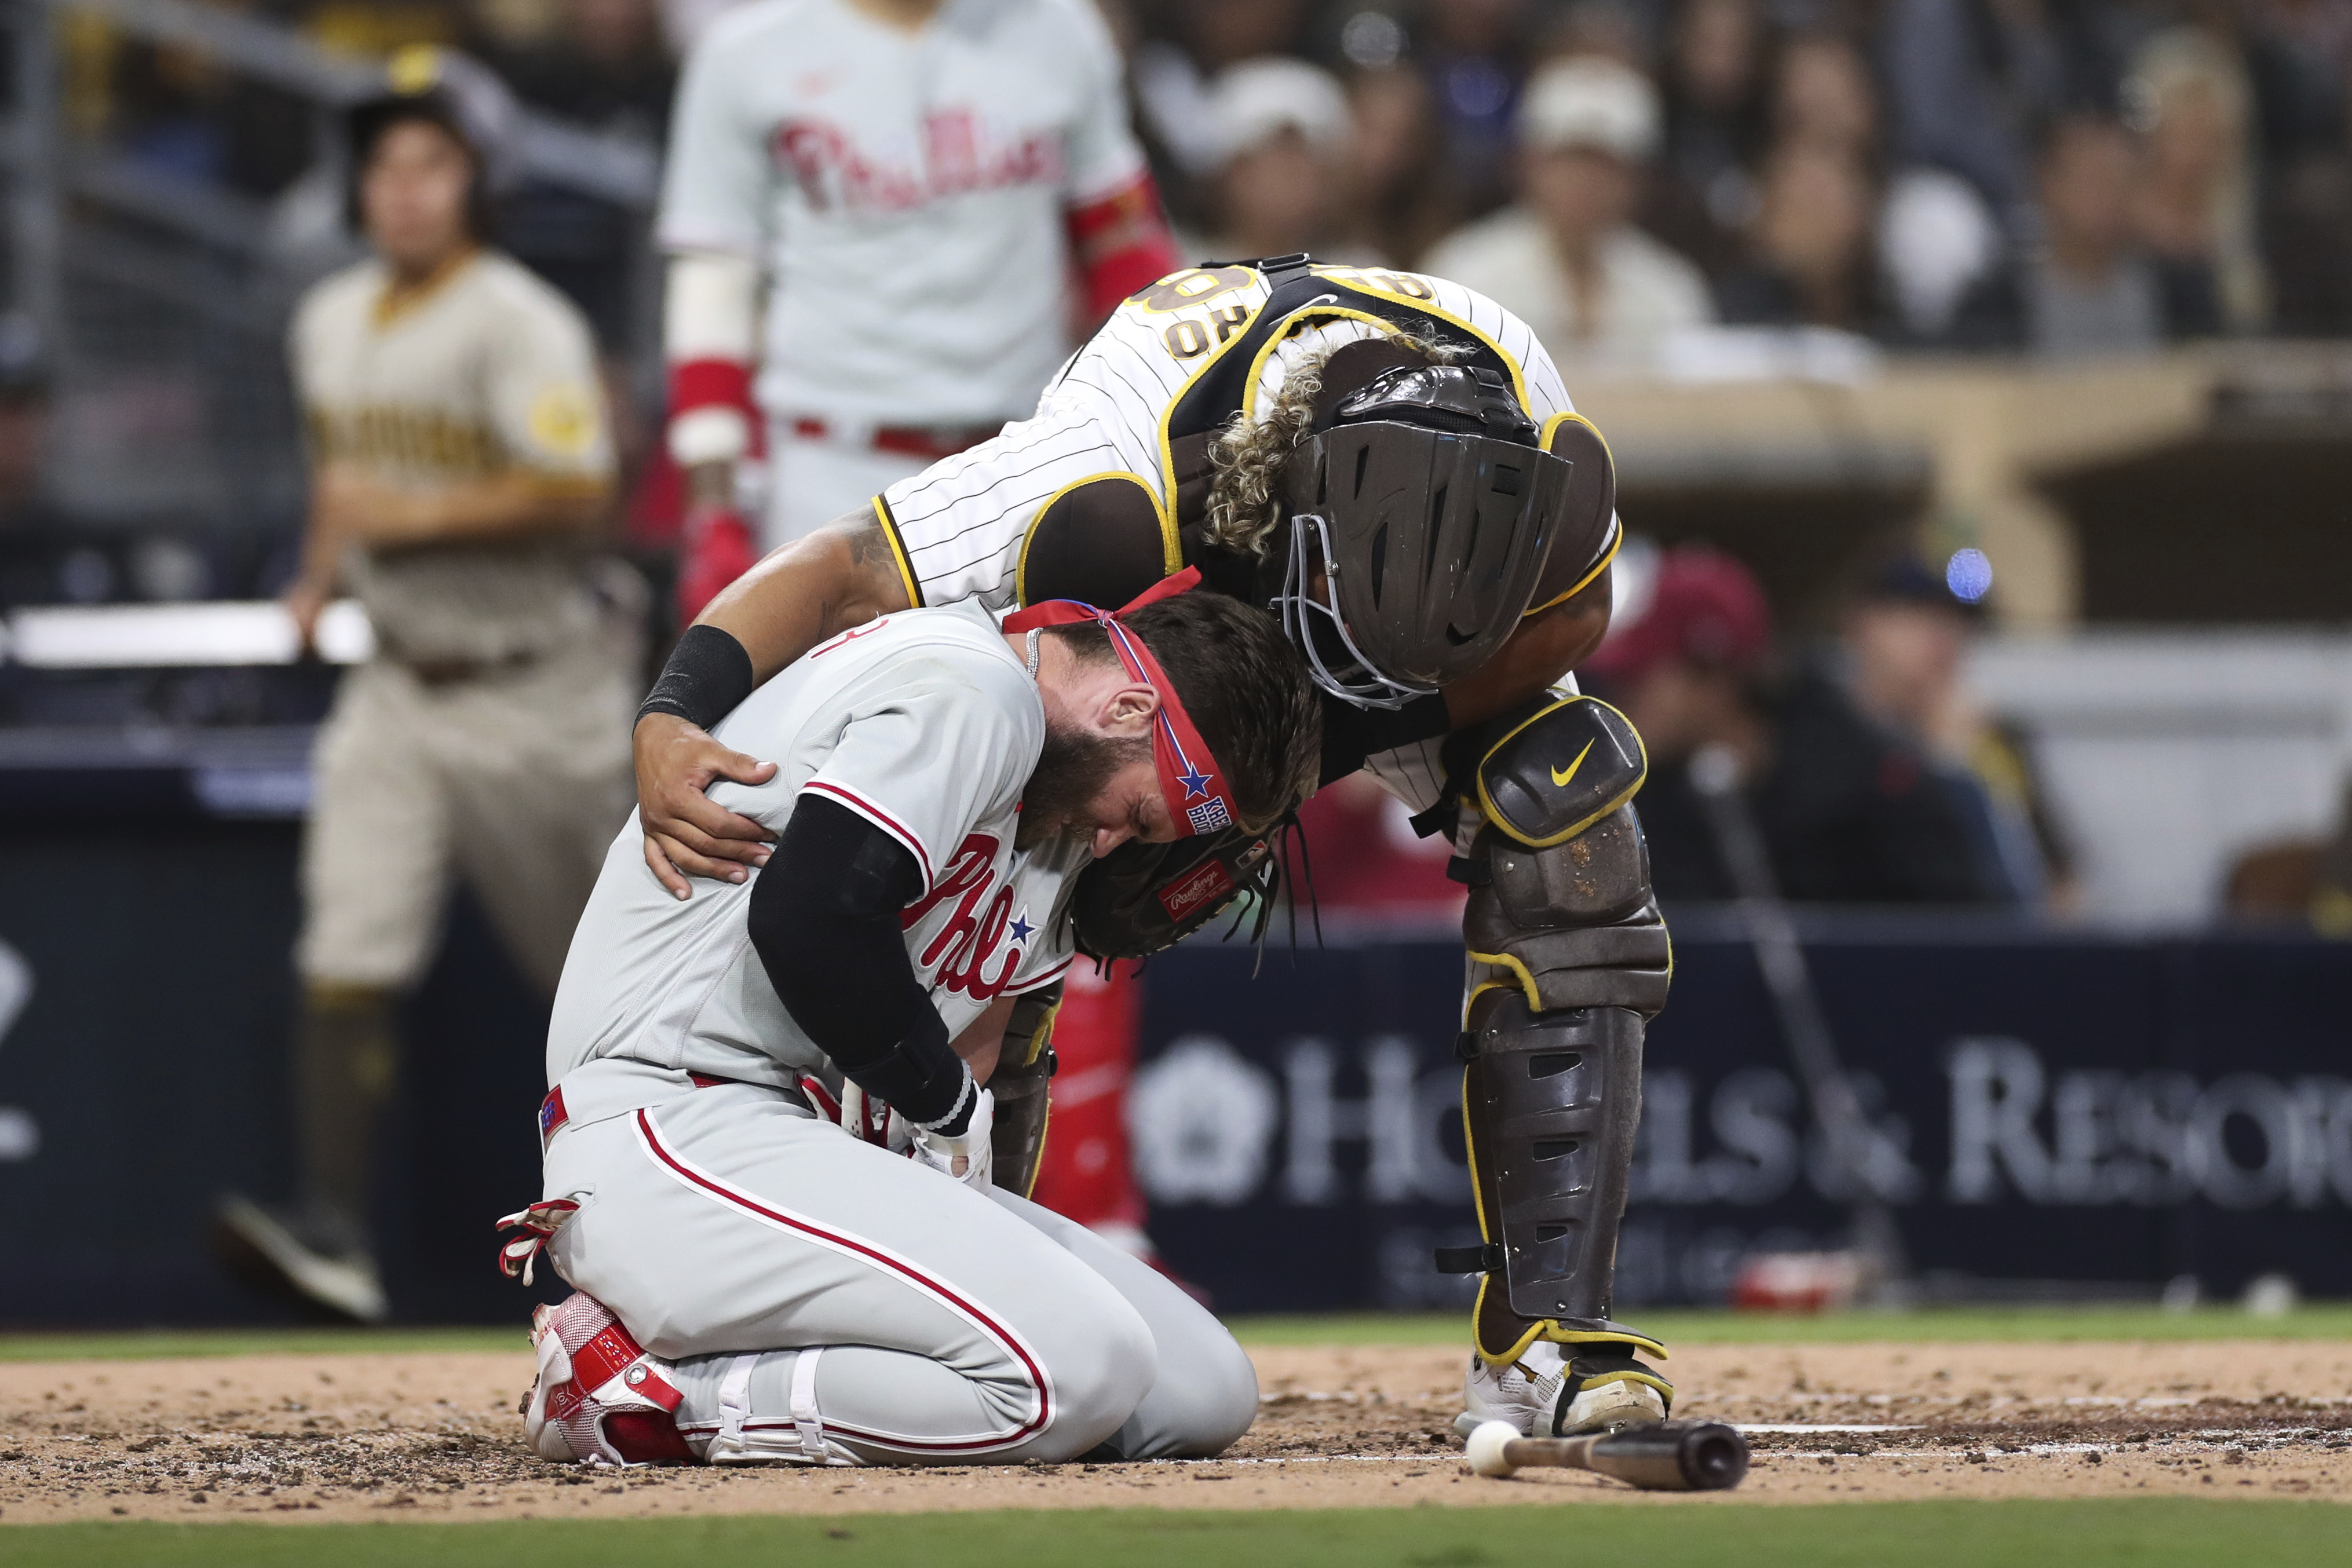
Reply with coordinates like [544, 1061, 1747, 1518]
[693, 508, 916, 684]
[634, 509, 918, 896]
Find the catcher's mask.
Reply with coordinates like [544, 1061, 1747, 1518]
[1274, 363, 1570, 709]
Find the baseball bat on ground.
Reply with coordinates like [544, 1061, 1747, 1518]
[1463, 1419, 1750, 1490]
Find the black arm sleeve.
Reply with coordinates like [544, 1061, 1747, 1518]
[747, 795, 976, 1134]
[638, 624, 757, 731]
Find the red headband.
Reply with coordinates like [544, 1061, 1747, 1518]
[1003, 568, 1237, 838]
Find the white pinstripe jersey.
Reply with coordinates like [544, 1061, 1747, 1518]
[870, 262, 1618, 616]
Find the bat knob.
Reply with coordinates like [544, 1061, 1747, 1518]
[1465, 1420, 1521, 1477]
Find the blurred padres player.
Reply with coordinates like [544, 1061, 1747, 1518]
[216, 55, 633, 1323]
[656, 0, 1181, 615]
[499, 585, 1315, 1465]
[635, 256, 1676, 1443]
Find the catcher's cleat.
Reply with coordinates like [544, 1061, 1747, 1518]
[212, 1193, 389, 1325]
[524, 1292, 695, 1465]
[1453, 1341, 1672, 1441]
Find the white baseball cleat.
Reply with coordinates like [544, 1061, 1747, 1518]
[1453, 1340, 1671, 1440]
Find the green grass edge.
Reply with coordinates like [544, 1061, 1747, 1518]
[5, 1304, 2349, 1364]
[1, 1500, 2346, 1568]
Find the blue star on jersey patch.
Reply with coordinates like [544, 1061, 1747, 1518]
[1008, 908, 1035, 945]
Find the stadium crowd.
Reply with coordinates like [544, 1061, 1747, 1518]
[69, 0, 2352, 364]
[13, 0, 2352, 926]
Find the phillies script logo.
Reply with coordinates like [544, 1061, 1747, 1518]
[773, 111, 1061, 214]
[901, 834, 1024, 1000]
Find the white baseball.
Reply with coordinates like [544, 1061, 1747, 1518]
[1466, 1419, 1522, 1478]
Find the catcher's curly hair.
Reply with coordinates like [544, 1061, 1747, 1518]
[1200, 327, 1467, 558]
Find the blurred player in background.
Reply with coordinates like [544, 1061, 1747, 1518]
[216, 54, 633, 1322]
[656, 0, 1181, 616]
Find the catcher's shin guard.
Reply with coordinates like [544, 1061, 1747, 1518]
[1441, 696, 1673, 1399]
[990, 982, 1061, 1198]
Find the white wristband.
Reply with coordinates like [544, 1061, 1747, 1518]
[668, 405, 751, 467]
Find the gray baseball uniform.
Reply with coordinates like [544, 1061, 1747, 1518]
[536, 601, 1258, 1463]
[291, 248, 633, 995]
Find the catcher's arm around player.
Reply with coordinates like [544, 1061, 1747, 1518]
[631, 503, 1610, 896]
[631, 511, 916, 894]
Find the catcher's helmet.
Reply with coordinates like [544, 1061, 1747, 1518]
[343, 46, 518, 239]
[1273, 361, 1572, 708]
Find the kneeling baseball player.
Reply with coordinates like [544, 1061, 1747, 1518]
[499, 581, 1319, 1465]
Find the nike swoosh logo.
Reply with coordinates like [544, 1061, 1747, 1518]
[1551, 740, 1596, 788]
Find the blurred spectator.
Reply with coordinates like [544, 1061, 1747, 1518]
[1588, 543, 2021, 905]
[1582, 544, 1774, 901]
[2127, 29, 2269, 334]
[1644, 0, 1772, 277]
[306, 2, 466, 57]
[2245, 0, 2352, 332]
[1419, 0, 1540, 221]
[1191, 59, 1376, 263]
[1836, 555, 2062, 905]
[1772, 31, 1878, 166]
[1879, 166, 2004, 340]
[492, 0, 676, 348]
[1540, 0, 1648, 67]
[1131, 0, 1314, 212]
[1347, 64, 1459, 265]
[1876, 0, 2121, 231]
[1949, 114, 2221, 354]
[1423, 57, 1713, 371]
[1715, 142, 1884, 331]
[105, 27, 316, 199]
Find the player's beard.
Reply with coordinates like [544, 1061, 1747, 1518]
[1018, 721, 1149, 851]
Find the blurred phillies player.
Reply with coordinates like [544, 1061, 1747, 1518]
[657, 0, 1179, 615]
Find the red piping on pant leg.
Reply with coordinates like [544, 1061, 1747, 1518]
[630, 1108, 1053, 1454]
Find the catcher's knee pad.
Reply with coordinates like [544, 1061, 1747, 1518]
[989, 982, 1061, 1198]
[1442, 693, 1671, 1380]
[525, 1293, 695, 1465]
[1460, 696, 1670, 1017]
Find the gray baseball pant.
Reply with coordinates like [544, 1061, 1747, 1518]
[543, 1079, 1257, 1464]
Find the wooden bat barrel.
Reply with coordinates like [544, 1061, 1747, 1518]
[1465, 1419, 1749, 1491]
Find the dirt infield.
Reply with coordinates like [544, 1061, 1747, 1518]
[1, 1339, 2345, 1523]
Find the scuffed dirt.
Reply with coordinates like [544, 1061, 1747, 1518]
[0, 1340, 2346, 1522]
